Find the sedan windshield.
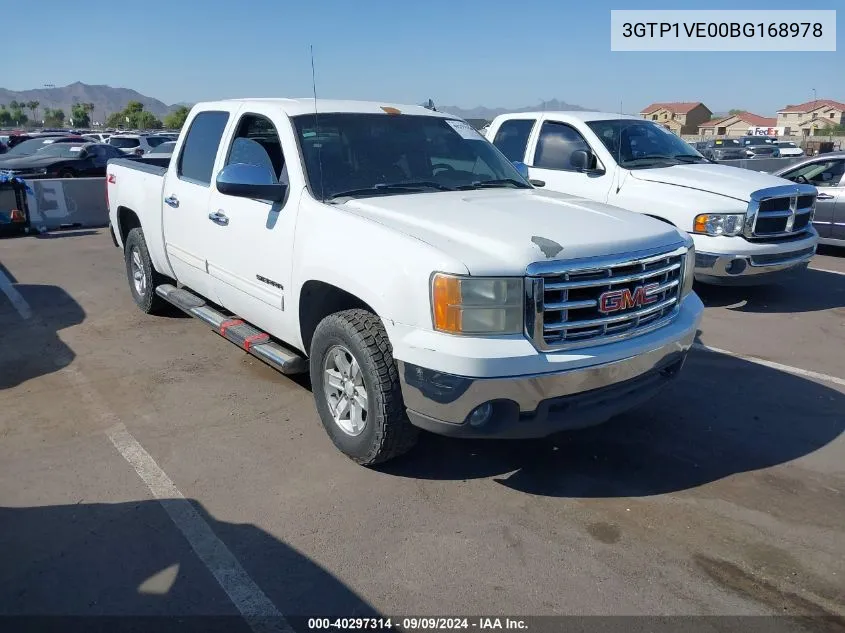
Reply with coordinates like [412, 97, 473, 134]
[35, 143, 88, 158]
[291, 113, 530, 200]
[714, 139, 741, 147]
[3, 138, 61, 157]
[585, 119, 706, 168]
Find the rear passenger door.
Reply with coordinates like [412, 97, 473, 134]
[205, 107, 302, 340]
[525, 118, 613, 201]
[490, 118, 536, 164]
[161, 108, 233, 301]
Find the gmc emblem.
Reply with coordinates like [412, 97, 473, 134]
[598, 283, 660, 314]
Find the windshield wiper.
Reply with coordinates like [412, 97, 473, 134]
[466, 178, 531, 189]
[326, 181, 455, 201]
[672, 154, 710, 163]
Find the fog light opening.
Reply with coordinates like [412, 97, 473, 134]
[726, 258, 747, 275]
[468, 403, 493, 427]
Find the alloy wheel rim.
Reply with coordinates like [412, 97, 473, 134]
[130, 247, 146, 296]
[322, 344, 368, 436]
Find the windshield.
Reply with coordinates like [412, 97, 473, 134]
[714, 139, 741, 147]
[291, 113, 530, 200]
[585, 119, 705, 168]
[744, 137, 773, 145]
[109, 137, 140, 148]
[4, 138, 59, 157]
[35, 143, 88, 158]
[778, 142, 797, 148]
[150, 141, 176, 154]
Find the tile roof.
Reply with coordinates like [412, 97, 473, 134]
[778, 99, 845, 113]
[698, 112, 776, 128]
[639, 102, 706, 115]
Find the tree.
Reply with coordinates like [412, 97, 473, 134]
[71, 103, 91, 128]
[136, 110, 162, 130]
[728, 109, 744, 115]
[27, 100, 39, 125]
[106, 111, 125, 128]
[43, 108, 66, 127]
[0, 106, 10, 127]
[8, 102, 27, 126]
[163, 106, 190, 130]
[126, 100, 144, 115]
[9, 99, 18, 110]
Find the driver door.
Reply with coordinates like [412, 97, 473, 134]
[525, 118, 613, 202]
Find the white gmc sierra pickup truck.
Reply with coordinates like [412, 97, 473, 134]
[486, 112, 819, 285]
[107, 98, 703, 465]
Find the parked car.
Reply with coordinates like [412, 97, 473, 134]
[106, 98, 702, 465]
[485, 112, 818, 285]
[774, 140, 805, 157]
[738, 136, 781, 158]
[145, 140, 176, 161]
[697, 138, 748, 161]
[772, 151, 845, 247]
[0, 141, 126, 179]
[107, 133, 172, 156]
[83, 133, 113, 144]
[0, 136, 86, 163]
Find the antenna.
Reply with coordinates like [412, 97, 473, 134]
[310, 44, 325, 200]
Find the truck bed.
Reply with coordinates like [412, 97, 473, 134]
[108, 156, 170, 176]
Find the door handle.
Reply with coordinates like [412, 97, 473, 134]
[164, 195, 179, 208]
[208, 210, 229, 226]
[816, 193, 835, 200]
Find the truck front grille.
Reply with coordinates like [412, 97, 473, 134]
[747, 185, 817, 241]
[526, 245, 688, 351]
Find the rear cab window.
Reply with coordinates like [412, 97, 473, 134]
[177, 111, 230, 185]
[109, 137, 140, 148]
[491, 119, 536, 162]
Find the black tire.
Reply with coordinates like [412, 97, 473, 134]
[124, 228, 168, 315]
[310, 309, 419, 465]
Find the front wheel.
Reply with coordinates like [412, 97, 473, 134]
[310, 309, 419, 465]
[124, 228, 168, 314]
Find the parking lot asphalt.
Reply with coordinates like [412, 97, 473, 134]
[0, 230, 843, 629]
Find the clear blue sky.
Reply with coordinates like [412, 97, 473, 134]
[5, 0, 842, 115]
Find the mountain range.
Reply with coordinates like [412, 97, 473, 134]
[0, 82, 180, 122]
[435, 99, 589, 120]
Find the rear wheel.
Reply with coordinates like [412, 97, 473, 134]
[124, 228, 168, 314]
[310, 309, 418, 465]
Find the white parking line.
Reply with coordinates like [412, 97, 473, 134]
[0, 267, 32, 319]
[809, 266, 845, 276]
[59, 366, 291, 633]
[692, 343, 845, 388]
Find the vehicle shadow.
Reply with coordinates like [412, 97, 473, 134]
[694, 267, 845, 313]
[0, 499, 379, 631]
[378, 348, 844, 497]
[0, 283, 84, 390]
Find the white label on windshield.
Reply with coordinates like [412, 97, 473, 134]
[445, 119, 484, 140]
[69, 147, 83, 152]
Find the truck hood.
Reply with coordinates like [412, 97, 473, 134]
[340, 189, 685, 276]
[629, 164, 790, 202]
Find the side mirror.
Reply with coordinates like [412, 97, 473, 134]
[216, 163, 287, 202]
[512, 161, 530, 180]
[570, 149, 595, 171]
[529, 179, 546, 187]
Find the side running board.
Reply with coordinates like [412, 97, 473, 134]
[155, 284, 307, 375]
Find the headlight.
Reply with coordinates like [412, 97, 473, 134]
[682, 244, 695, 298]
[431, 273, 523, 335]
[693, 213, 745, 237]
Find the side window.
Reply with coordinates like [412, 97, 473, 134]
[177, 111, 230, 185]
[225, 114, 285, 181]
[534, 121, 591, 171]
[491, 119, 535, 162]
[783, 159, 845, 187]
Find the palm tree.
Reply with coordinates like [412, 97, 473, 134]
[85, 102, 96, 126]
[27, 101, 39, 127]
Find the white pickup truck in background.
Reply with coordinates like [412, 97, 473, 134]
[107, 98, 702, 465]
[486, 112, 819, 285]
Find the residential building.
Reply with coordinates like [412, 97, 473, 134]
[776, 100, 845, 136]
[639, 102, 713, 135]
[698, 111, 777, 137]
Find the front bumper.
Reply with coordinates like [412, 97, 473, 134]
[692, 230, 818, 285]
[398, 319, 697, 439]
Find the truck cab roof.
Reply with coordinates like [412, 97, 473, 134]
[494, 111, 642, 123]
[196, 98, 456, 119]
